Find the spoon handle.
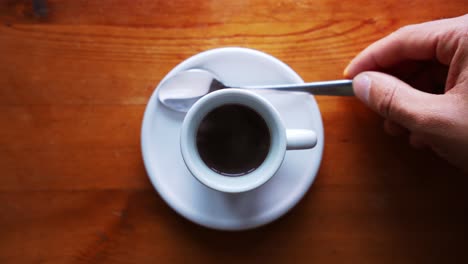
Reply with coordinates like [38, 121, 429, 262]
[238, 79, 354, 96]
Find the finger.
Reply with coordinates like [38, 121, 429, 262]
[353, 71, 450, 133]
[384, 119, 407, 136]
[446, 31, 468, 90]
[344, 15, 468, 78]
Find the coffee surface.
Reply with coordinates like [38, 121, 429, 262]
[196, 104, 271, 176]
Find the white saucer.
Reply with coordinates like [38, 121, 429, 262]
[141, 47, 324, 231]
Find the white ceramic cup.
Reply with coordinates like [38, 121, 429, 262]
[180, 88, 317, 193]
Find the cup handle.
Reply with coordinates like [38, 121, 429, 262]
[285, 129, 317, 150]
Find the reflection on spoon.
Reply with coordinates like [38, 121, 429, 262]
[158, 69, 354, 112]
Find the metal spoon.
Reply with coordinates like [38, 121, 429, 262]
[158, 69, 354, 112]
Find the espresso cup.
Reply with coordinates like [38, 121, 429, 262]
[180, 89, 317, 193]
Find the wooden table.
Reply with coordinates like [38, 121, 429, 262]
[1, 1, 467, 263]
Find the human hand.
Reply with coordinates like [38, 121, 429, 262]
[344, 14, 468, 172]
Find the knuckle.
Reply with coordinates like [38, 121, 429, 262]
[376, 80, 398, 118]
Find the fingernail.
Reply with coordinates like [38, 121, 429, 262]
[343, 58, 355, 78]
[343, 64, 351, 78]
[353, 74, 371, 104]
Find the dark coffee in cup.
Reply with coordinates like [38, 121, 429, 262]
[196, 104, 271, 176]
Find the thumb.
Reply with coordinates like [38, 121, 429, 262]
[353, 71, 448, 133]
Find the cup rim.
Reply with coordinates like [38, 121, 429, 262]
[180, 89, 287, 193]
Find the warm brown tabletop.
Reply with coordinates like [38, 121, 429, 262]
[1, 1, 467, 263]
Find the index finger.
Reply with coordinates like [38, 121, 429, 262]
[344, 14, 468, 78]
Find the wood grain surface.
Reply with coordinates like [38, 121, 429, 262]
[1, 0, 467, 263]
